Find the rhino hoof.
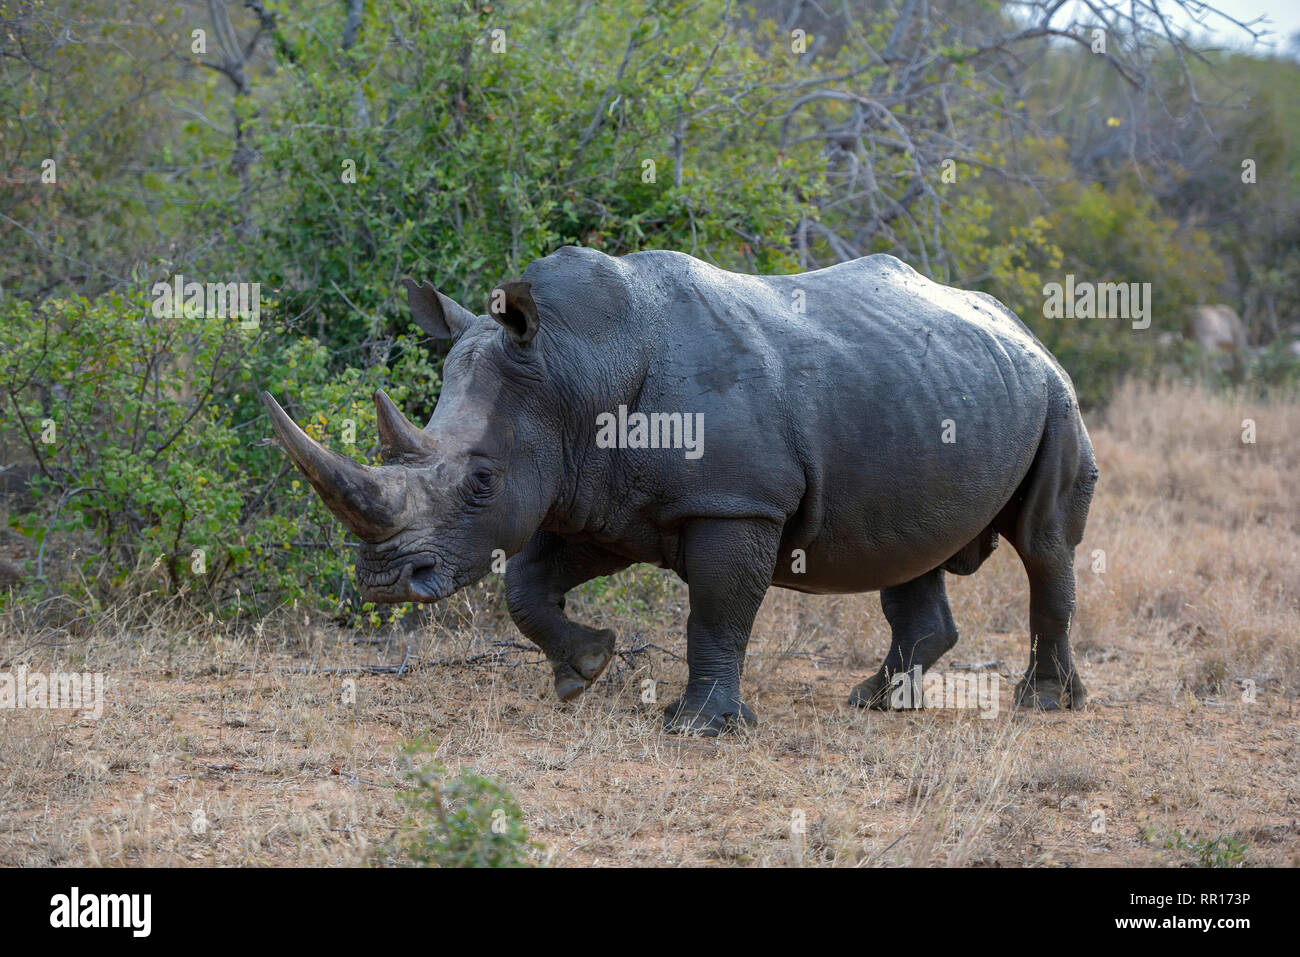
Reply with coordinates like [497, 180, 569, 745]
[849, 667, 927, 710]
[847, 671, 894, 710]
[662, 691, 756, 736]
[552, 629, 616, 702]
[1013, 673, 1086, 711]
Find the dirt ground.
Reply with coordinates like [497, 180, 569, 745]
[1, 382, 1297, 866]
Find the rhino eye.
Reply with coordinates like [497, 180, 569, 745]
[472, 468, 494, 492]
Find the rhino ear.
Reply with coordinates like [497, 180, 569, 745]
[402, 277, 476, 340]
[489, 280, 539, 347]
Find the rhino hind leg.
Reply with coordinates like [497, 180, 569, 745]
[997, 393, 1097, 711]
[505, 532, 631, 702]
[1009, 552, 1087, 710]
[848, 566, 959, 709]
[662, 518, 783, 736]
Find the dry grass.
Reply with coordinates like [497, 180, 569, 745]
[1, 381, 1297, 867]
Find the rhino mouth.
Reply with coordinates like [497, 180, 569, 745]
[357, 551, 457, 604]
[360, 566, 454, 604]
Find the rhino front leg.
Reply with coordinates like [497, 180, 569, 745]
[505, 531, 631, 702]
[663, 518, 781, 736]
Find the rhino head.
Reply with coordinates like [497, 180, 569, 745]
[262, 278, 560, 603]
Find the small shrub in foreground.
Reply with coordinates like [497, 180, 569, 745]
[389, 739, 542, 868]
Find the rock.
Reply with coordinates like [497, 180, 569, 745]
[1189, 304, 1247, 352]
[0, 559, 22, 589]
[0, 463, 42, 500]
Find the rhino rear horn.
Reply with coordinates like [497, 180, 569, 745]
[262, 392, 408, 542]
[374, 389, 436, 463]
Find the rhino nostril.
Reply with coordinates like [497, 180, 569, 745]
[408, 563, 443, 600]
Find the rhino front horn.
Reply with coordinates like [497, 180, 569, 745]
[261, 392, 408, 542]
[374, 390, 436, 463]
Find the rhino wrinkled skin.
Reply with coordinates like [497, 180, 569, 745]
[264, 246, 1097, 734]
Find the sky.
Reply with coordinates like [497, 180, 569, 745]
[1044, 1, 1300, 54]
[1163, 0, 1300, 52]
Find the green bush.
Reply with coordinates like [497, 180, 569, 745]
[1147, 827, 1249, 868]
[390, 739, 541, 868]
[0, 289, 439, 619]
[242, 0, 811, 351]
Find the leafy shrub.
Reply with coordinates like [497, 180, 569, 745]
[243, 0, 811, 351]
[0, 289, 439, 619]
[1147, 827, 1248, 868]
[390, 739, 541, 868]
